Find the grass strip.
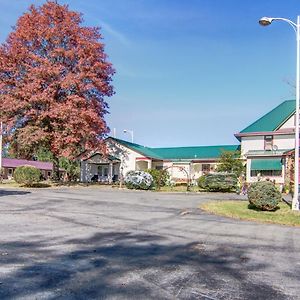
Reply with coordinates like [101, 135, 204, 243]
[200, 200, 300, 227]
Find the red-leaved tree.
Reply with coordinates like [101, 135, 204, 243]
[0, 1, 114, 179]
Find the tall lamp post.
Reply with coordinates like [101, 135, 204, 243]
[259, 16, 300, 210]
[123, 129, 134, 143]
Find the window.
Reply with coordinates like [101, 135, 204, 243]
[47, 171, 51, 177]
[250, 170, 282, 177]
[155, 166, 163, 170]
[202, 164, 210, 174]
[8, 168, 13, 176]
[264, 135, 273, 151]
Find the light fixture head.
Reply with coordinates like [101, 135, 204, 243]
[259, 17, 273, 26]
[123, 129, 127, 133]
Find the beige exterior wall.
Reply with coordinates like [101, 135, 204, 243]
[241, 134, 294, 157]
[273, 134, 294, 150]
[107, 140, 145, 176]
[279, 114, 295, 129]
[241, 136, 264, 156]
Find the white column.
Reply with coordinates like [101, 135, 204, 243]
[109, 163, 113, 183]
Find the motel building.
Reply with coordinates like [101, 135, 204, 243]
[1, 158, 65, 180]
[80, 138, 239, 183]
[80, 99, 298, 187]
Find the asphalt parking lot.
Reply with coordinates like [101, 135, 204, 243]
[0, 187, 299, 299]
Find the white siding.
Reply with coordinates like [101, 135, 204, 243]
[273, 134, 294, 150]
[107, 140, 147, 176]
[241, 136, 265, 156]
[241, 134, 294, 157]
[278, 114, 295, 129]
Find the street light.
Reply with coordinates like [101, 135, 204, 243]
[123, 129, 134, 143]
[259, 16, 300, 211]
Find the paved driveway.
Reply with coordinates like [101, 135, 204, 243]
[0, 187, 299, 299]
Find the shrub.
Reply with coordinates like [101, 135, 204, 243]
[14, 165, 42, 186]
[198, 175, 206, 189]
[248, 181, 281, 211]
[59, 157, 79, 181]
[199, 173, 237, 192]
[145, 169, 170, 189]
[124, 170, 153, 190]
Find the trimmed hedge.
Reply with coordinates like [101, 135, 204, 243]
[248, 181, 281, 211]
[13, 165, 41, 186]
[198, 173, 237, 192]
[124, 170, 153, 190]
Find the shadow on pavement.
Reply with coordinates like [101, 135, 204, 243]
[0, 189, 31, 197]
[0, 231, 287, 299]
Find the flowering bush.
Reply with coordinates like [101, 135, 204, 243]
[124, 171, 153, 190]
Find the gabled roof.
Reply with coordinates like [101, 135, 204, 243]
[82, 153, 120, 162]
[239, 100, 295, 134]
[108, 137, 163, 159]
[109, 137, 239, 161]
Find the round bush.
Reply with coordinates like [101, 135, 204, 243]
[13, 165, 41, 186]
[124, 170, 153, 190]
[248, 181, 281, 211]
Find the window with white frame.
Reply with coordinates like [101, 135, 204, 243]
[264, 135, 273, 151]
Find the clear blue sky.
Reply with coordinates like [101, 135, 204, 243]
[0, 0, 299, 147]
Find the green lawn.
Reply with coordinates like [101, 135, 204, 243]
[0, 180, 22, 188]
[156, 185, 200, 193]
[200, 200, 300, 227]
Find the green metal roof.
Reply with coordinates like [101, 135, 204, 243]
[108, 138, 164, 159]
[109, 137, 239, 160]
[250, 158, 282, 171]
[152, 145, 240, 160]
[240, 100, 295, 133]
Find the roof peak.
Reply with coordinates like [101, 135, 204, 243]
[239, 99, 296, 135]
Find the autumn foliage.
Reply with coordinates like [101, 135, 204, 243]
[0, 1, 114, 178]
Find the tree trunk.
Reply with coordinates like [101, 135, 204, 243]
[52, 156, 60, 182]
